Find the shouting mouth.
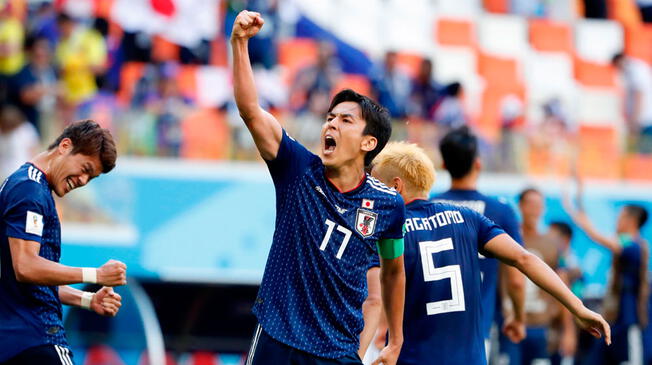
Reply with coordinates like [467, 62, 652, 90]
[324, 135, 337, 155]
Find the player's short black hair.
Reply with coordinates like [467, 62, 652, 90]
[611, 52, 625, 66]
[550, 221, 573, 240]
[439, 126, 477, 179]
[518, 187, 542, 203]
[328, 89, 392, 167]
[48, 120, 117, 173]
[623, 204, 648, 229]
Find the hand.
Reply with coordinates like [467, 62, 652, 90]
[371, 344, 401, 365]
[97, 259, 127, 287]
[91, 287, 123, 317]
[574, 307, 611, 345]
[559, 328, 577, 357]
[502, 317, 526, 343]
[231, 10, 264, 41]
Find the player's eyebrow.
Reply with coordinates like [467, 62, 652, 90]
[327, 112, 356, 119]
[85, 163, 97, 177]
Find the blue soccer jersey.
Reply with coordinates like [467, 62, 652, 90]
[253, 131, 405, 358]
[432, 189, 522, 338]
[0, 163, 67, 361]
[399, 200, 505, 365]
[614, 235, 645, 326]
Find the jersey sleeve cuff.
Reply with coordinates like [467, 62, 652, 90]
[377, 238, 404, 260]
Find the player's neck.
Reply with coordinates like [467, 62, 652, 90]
[522, 222, 539, 237]
[324, 164, 366, 193]
[30, 151, 55, 177]
[450, 176, 477, 191]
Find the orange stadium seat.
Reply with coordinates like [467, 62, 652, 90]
[573, 58, 617, 87]
[625, 25, 652, 65]
[395, 52, 424, 79]
[577, 125, 620, 179]
[118, 62, 147, 104]
[478, 52, 520, 88]
[177, 65, 199, 101]
[529, 19, 573, 54]
[333, 74, 371, 97]
[210, 37, 229, 67]
[152, 35, 180, 62]
[622, 154, 652, 180]
[436, 18, 475, 47]
[483, 0, 509, 13]
[278, 38, 319, 84]
[181, 109, 230, 160]
[607, 0, 642, 28]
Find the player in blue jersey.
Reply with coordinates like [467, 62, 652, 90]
[369, 142, 611, 365]
[0, 120, 127, 365]
[231, 11, 406, 365]
[564, 180, 649, 365]
[431, 127, 526, 357]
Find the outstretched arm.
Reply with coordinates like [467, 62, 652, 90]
[231, 10, 282, 161]
[484, 233, 611, 345]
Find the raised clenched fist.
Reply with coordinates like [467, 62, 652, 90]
[97, 259, 127, 287]
[231, 10, 265, 41]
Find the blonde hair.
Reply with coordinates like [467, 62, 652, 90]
[372, 141, 436, 195]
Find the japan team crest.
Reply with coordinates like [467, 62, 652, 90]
[355, 209, 378, 237]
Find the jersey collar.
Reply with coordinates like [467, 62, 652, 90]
[325, 173, 367, 195]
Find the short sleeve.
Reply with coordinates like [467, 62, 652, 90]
[265, 130, 317, 190]
[382, 198, 406, 240]
[472, 209, 505, 252]
[3, 181, 47, 244]
[497, 202, 523, 246]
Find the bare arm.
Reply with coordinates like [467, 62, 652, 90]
[372, 256, 405, 365]
[500, 262, 526, 343]
[638, 241, 649, 328]
[230, 10, 282, 161]
[359, 267, 382, 358]
[484, 233, 611, 344]
[9, 237, 127, 286]
[59, 285, 123, 317]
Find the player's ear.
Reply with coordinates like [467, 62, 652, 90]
[393, 177, 404, 193]
[58, 138, 73, 155]
[474, 157, 482, 171]
[361, 135, 377, 153]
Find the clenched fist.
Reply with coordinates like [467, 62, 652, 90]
[97, 259, 127, 287]
[91, 287, 123, 317]
[231, 10, 265, 41]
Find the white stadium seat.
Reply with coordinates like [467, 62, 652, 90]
[478, 14, 528, 59]
[574, 19, 624, 64]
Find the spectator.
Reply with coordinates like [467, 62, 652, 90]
[612, 52, 652, 153]
[0, 104, 40, 181]
[27, 1, 58, 48]
[0, 1, 25, 77]
[407, 58, 442, 121]
[433, 82, 467, 130]
[55, 13, 107, 113]
[370, 50, 411, 119]
[7, 35, 59, 136]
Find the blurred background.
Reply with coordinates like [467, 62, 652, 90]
[1, 0, 652, 364]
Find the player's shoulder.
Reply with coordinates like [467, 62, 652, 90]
[366, 175, 400, 199]
[2, 164, 47, 197]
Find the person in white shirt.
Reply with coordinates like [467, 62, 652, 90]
[612, 52, 652, 153]
[0, 104, 40, 181]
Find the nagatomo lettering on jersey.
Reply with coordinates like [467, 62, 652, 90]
[404, 210, 465, 233]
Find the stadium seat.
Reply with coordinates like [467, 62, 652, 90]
[574, 19, 623, 64]
[623, 154, 652, 180]
[577, 125, 621, 179]
[82, 345, 126, 365]
[118, 62, 147, 104]
[436, 18, 476, 48]
[478, 52, 521, 88]
[528, 19, 573, 54]
[394, 52, 424, 79]
[607, 0, 642, 28]
[573, 58, 617, 88]
[333, 74, 372, 97]
[482, 0, 509, 13]
[152, 35, 180, 62]
[385, 0, 435, 54]
[210, 37, 229, 67]
[196, 66, 230, 108]
[177, 65, 199, 101]
[624, 25, 652, 65]
[576, 86, 623, 126]
[330, 0, 383, 56]
[181, 109, 230, 160]
[524, 51, 576, 122]
[435, 0, 483, 17]
[277, 38, 319, 84]
[433, 46, 478, 85]
[477, 14, 528, 59]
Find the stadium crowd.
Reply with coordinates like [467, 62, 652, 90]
[2, 0, 652, 182]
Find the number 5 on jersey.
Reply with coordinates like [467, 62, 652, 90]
[320, 219, 352, 259]
[420, 238, 466, 315]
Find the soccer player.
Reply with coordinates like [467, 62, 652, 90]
[431, 127, 526, 357]
[0, 120, 127, 365]
[231, 11, 406, 365]
[564, 184, 649, 365]
[370, 141, 610, 365]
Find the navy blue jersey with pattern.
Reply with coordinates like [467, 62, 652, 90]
[615, 235, 645, 326]
[0, 163, 67, 361]
[253, 131, 405, 359]
[431, 189, 522, 338]
[398, 200, 505, 365]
